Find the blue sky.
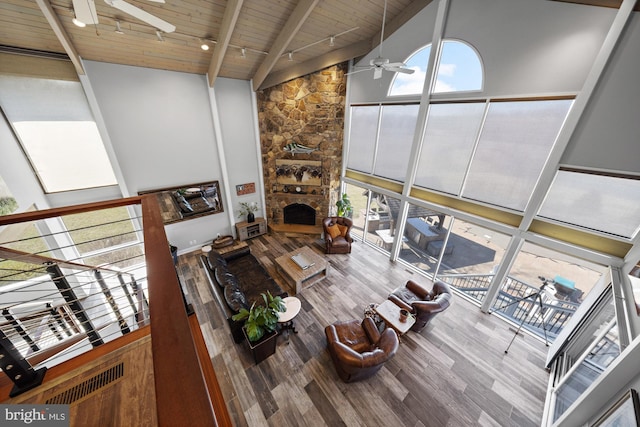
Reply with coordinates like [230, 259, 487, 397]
[389, 41, 483, 96]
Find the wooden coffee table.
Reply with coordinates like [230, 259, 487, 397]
[375, 300, 415, 335]
[275, 246, 328, 294]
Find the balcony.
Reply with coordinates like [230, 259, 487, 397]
[0, 197, 230, 425]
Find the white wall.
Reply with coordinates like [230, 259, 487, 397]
[563, 13, 640, 175]
[348, 0, 614, 103]
[83, 61, 258, 251]
[213, 78, 264, 221]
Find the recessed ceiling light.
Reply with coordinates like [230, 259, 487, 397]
[201, 41, 209, 51]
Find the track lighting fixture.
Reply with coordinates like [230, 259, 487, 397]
[72, 17, 86, 27]
[329, 36, 335, 47]
[288, 51, 293, 61]
[240, 48, 246, 58]
[156, 30, 164, 42]
[115, 21, 124, 34]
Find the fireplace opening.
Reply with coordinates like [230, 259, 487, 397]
[283, 203, 316, 225]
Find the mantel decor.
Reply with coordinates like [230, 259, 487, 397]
[138, 181, 223, 225]
[276, 159, 322, 186]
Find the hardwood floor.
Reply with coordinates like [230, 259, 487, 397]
[176, 232, 549, 427]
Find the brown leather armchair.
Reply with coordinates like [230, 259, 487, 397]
[325, 317, 399, 383]
[322, 216, 353, 254]
[388, 280, 452, 332]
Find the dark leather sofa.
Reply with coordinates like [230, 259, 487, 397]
[201, 245, 286, 343]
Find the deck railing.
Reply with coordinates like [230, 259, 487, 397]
[0, 196, 229, 425]
[439, 273, 580, 341]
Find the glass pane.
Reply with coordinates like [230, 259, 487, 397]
[492, 241, 607, 343]
[367, 193, 401, 253]
[83, 244, 145, 270]
[434, 219, 508, 304]
[415, 102, 486, 194]
[347, 106, 380, 173]
[398, 203, 452, 276]
[0, 175, 18, 215]
[538, 170, 640, 239]
[434, 40, 483, 93]
[0, 222, 51, 283]
[388, 40, 483, 96]
[553, 316, 619, 422]
[0, 75, 117, 193]
[389, 45, 431, 96]
[463, 100, 573, 211]
[373, 104, 419, 182]
[344, 183, 369, 241]
[62, 207, 138, 255]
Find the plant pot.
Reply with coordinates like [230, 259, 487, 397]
[244, 328, 277, 364]
[247, 212, 255, 223]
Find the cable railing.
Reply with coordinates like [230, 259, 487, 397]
[0, 196, 227, 425]
[439, 273, 580, 342]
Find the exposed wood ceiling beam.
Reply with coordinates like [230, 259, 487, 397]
[251, 0, 320, 91]
[259, 40, 370, 90]
[35, 0, 85, 75]
[207, 0, 244, 87]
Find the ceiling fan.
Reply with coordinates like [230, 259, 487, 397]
[347, 0, 415, 80]
[72, 0, 176, 33]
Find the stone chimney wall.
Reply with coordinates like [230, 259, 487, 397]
[257, 63, 347, 226]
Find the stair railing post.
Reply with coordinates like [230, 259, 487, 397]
[0, 329, 47, 397]
[46, 263, 104, 347]
[94, 270, 131, 335]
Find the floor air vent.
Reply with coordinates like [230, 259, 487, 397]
[46, 362, 124, 405]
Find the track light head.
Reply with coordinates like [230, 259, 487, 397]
[288, 51, 293, 61]
[115, 20, 124, 34]
[329, 36, 335, 47]
[240, 48, 246, 58]
[156, 30, 164, 42]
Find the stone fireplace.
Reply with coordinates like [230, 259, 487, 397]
[257, 63, 347, 231]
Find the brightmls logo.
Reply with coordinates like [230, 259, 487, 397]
[0, 405, 69, 426]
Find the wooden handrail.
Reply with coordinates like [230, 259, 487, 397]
[142, 195, 219, 426]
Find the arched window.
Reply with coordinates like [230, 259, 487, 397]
[389, 40, 483, 96]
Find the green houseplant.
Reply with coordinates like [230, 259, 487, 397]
[232, 292, 285, 363]
[237, 201, 259, 223]
[336, 193, 353, 218]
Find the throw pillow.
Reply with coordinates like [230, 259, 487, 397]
[327, 224, 341, 239]
[224, 285, 248, 313]
[337, 224, 348, 236]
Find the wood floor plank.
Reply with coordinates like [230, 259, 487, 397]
[176, 232, 550, 426]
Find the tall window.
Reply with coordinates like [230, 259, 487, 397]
[388, 40, 483, 97]
[0, 75, 117, 193]
[539, 170, 640, 239]
[0, 175, 18, 216]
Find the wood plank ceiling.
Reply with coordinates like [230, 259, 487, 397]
[0, 0, 430, 90]
[0, 0, 636, 90]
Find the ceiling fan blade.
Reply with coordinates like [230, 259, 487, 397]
[105, 0, 176, 33]
[146, 0, 165, 3]
[386, 62, 407, 67]
[373, 67, 383, 80]
[72, 0, 99, 25]
[345, 67, 374, 77]
[386, 67, 415, 75]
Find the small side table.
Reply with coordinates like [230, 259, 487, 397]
[278, 296, 301, 341]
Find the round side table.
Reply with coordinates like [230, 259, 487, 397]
[277, 296, 301, 341]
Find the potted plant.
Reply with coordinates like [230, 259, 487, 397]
[336, 193, 353, 218]
[238, 202, 259, 223]
[232, 291, 285, 363]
